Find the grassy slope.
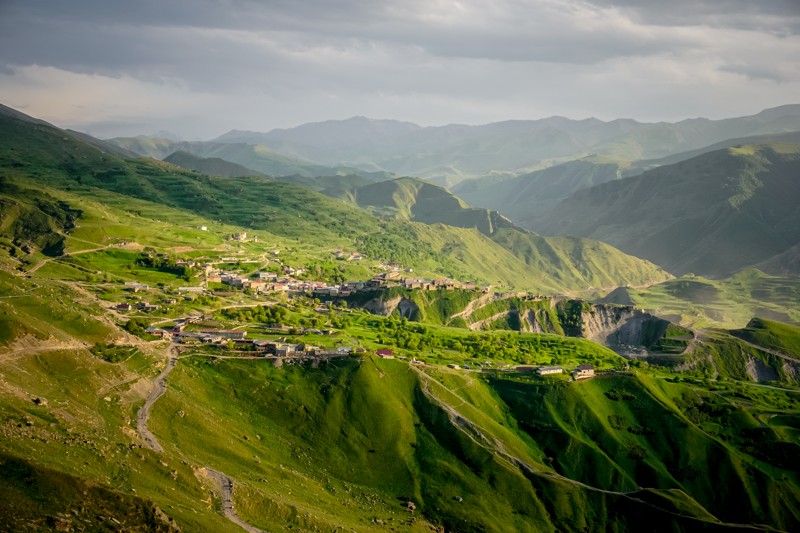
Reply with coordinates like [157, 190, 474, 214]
[0, 262, 798, 532]
[731, 317, 800, 357]
[106, 136, 343, 178]
[151, 358, 800, 531]
[491, 228, 672, 294]
[530, 144, 800, 277]
[454, 156, 628, 221]
[601, 269, 800, 329]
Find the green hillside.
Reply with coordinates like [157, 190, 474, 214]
[4, 102, 800, 532]
[2, 331, 798, 531]
[681, 327, 800, 385]
[490, 228, 671, 293]
[454, 156, 629, 220]
[531, 143, 800, 277]
[163, 150, 265, 177]
[107, 136, 376, 179]
[600, 269, 800, 329]
[731, 317, 800, 358]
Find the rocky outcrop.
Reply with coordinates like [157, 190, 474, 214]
[579, 303, 674, 353]
[521, 308, 559, 334]
[745, 356, 780, 383]
[359, 296, 420, 319]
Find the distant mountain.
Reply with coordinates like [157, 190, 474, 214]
[755, 243, 800, 276]
[104, 136, 179, 159]
[215, 116, 421, 163]
[455, 131, 800, 227]
[530, 143, 800, 277]
[210, 105, 800, 183]
[454, 156, 629, 221]
[163, 150, 265, 177]
[106, 136, 369, 178]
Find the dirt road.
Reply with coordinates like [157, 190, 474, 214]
[136, 347, 177, 452]
[205, 468, 265, 533]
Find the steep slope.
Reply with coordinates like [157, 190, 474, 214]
[490, 228, 671, 292]
[350, 178, 669, 289]
[754, 242, 800, 275]
[454, 156, 629, 220]
[454, 131, 800, 224]
[530, 143, 800, 277]
[143, 358, 800, 531]
[681, 320, 800, 384]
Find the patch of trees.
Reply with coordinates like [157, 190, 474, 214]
[605, 387, 637, 401]
[674, 391, 732, 424]
[124, 317, 150, 337]
[136, 250, 196, 281]
[221, 304, 292, 325]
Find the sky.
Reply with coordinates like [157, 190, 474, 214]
[0, 0, 799, 139]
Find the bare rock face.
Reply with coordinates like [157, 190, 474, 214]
[746, 357, 780, 383]
[360, 296, 420, 319]
[579, 303, 672, 352]
[396, 298, 420, 319]
[580, 305, 641, 344]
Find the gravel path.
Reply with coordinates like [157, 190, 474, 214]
[205, 468, 265, 533]
[136, 347, 177, 452]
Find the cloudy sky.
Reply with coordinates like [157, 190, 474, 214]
[1, 0, 798, 139]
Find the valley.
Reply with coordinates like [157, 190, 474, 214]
[0, 103, 799, 532]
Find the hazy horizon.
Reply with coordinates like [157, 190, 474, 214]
[1, 0, 799, 139]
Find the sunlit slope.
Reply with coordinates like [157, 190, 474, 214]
[531, 144, 800, 277]
[149, 358, 800, 531]
[601, 269, 800, 329]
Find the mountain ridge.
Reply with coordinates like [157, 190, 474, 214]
[529, 143, 800, 277]
[205, 104, 800, 183]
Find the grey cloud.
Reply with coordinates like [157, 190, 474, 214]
[0, 0, 798, 138]
[588, 0, 800, 33]
[0, 0, 733, 78]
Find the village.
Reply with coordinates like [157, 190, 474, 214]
[106, 248, 596, 379]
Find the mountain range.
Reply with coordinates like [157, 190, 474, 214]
[197, 105, 800, 185]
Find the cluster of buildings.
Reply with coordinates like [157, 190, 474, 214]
[531, 364, 595, 380]
[146, 321, 360, 359]
[366, 271, 488, 292]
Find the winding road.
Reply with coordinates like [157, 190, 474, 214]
[135, 346, 263, 532]
[136, 347, 177, 453]
[205, 468, 265, 533]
